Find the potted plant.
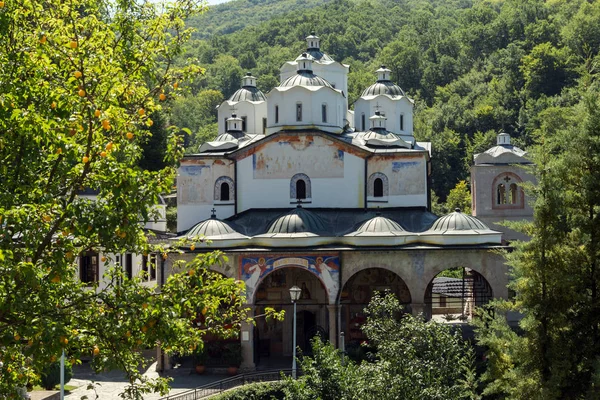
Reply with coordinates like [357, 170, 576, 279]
[193, 347, 207, 375]
[223, 342, 242, 375]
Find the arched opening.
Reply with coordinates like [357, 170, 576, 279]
[296, 103, 302, 122]
[492, 172, 524, 209]
[424, 267, 493, 322]
[275, 105, 279, 124]
[374, 178, 384, 197]
[296, 180, 306, 200]
[322, 104, 327, 123]
[220, 182, 230, 201]
[253, 267, 329, 367]
[509, 183, 518, 204]
[340, 268, 411, 343]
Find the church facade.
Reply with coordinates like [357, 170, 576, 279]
[166, 34, 528, 369]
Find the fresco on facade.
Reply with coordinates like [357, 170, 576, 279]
[178, 165, 212, 204]
[240, 255, 340, 302]
[368, 157, 426, 196]
[253, 136, 344, 179]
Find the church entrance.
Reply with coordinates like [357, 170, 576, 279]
[253, 267, 328, 367]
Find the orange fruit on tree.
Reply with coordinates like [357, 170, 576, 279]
[141, 325, 148, 333]
[40, 35, 47, 44]
[14, 333, 20, 341]
[159, 93, 166, 101]
[102, 119, 110, 130]
[100, 151, 107, 158]
[82, 156, 89, 163]
[42, 214, 52, 222]
[201, 307, 207, 315]
[173, 82, 178, 89]
[74, 71, 82, 79]
[190, 244, 196, 251]
[126, 132, 134, 140]
[0, 2, 5, 8]
[50, 356, 56, 362]
[105, 142, 113, 151]
[138, 108, 145, 116]
[101, 256, 106, 262]
[56, 148, 62, 155]
[125, 331, 131, 338]
[78, 89, 85, 97]
[60, 336, 68, 345]
[147, 119, 154, 127]
[92, 345, 99, 356]
[188, 269, 195, 277]
[51, 101, 57, 109]
[51, 275, 60, 283]
[142, 303, 148, 309]
[94, 109, 101, 118]
[69, 40, 77, 49]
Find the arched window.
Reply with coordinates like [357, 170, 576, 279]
[296, 103, 303, 122]
[275, 105, 279, 123]
[374, 178, 384, 197]
[322, 103, 327, 123]
[290, 173, 312, 200]
[220, 182, 230, 201]
[492, 172, 523, 209]
[214, 176, 234, 202]
[361, 113, 366, 131]
[368, 173, 389, 198]
[400, 114, 404, 131]
[241, 116, 247, 132]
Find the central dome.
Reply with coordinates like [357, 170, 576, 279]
[267, 207, 327, 234]
[229, 87, 267, 102]
[279, 71, 334, 88]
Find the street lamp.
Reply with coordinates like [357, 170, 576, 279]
[289, 285, 301, 379]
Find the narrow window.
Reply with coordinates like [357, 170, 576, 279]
[263, 117, 267, 134]
[497, 184, 506, 204]
[361, 113, 365, 131]
[374, 178, 384, 197]
[322, 104, 327, 123]
[221, 182, 230, 201]
[509, 183, 518, 204]
[241, 116, 247, 132]
[142, 255, 148, 276]
[275, 106, 279, 123]
[296, 103, 302, 122]
[296, 180, 306, 199]
[439, 296, 446, 308]
[125, 253, 133, 279]
[150, 254, 156, 281]
[80, 251, 98, 285]
[224, 117, 227, 130]
[400, 114, 404, 131]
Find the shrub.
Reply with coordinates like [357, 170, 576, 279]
[40, 361, 73, 390]
[210, 381, 287, 400]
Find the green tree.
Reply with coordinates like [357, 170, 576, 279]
[475, 92, 600, 399]
[0, 0, 250, 397]
[445, 180, 472, 214]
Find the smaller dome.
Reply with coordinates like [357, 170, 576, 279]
[229, 87, 266, 102]
[361, 81, 405, 98]
[429, 209, 490, 232]
[280, 71, 334, 89]
[214, 133, 237, 142]
[355, 216, 405, 233]
[186, 218, 239, 238]
[267, 207, 327, 234]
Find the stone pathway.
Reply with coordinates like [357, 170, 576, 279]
[65, 362, 227, 400]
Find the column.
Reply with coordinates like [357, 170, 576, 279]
[327, 304, 338, 348]
[411, 303, 429, 319]
[240, 305, 255, 371]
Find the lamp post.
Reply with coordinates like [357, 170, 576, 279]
[289, 285, 301, 379]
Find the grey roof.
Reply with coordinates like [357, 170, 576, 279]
[429, 209, 490, 232]
[225, 207, 438, 237]
[267, 207, 327, 234]
[353, 216, 405, 233]
[186, 218, 240, 237]
[355, 129, 412, 149]
[431, 277, 466, 297]
[297, 49, 334, 63]
[229, 87, 266, 102]
[215, 133, 238, 142]
[361, 81, 405, 98]
[280, 71, 333, 88]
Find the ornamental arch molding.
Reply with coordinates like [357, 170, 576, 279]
[290, 173, 312, 200]
[214, 176, 234, 201]
[367, 172, 389, 197]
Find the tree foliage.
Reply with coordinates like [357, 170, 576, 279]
[284, 292, 477, 400]
[0, 0, 251, 397]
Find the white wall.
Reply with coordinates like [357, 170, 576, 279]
[218, 101, 267, 135]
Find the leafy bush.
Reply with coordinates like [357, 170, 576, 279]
[40, 361, 73, 390]
[210, 381, 287, 400]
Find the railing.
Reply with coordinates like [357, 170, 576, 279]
[159, 369, 293, 400]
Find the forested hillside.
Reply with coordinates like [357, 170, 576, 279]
[174, 0, 599, 201]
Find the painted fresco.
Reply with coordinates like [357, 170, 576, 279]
[253, 136, 344, 179]
[178, 160, 234, 205]
[240, 255, 340, 302]
[368, 157, 426, 196]
[178, 165, 212, 204]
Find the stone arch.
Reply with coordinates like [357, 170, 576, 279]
[290, 173, 312, 200]
[367, 172, 389, 197]
[214, 176, 234, 201]
[424, 266, 493, 321]
[492, 172, 524, 209]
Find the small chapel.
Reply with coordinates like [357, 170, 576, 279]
[161, 34, 532, 370]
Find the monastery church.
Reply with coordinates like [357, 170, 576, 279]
[80, 34, 532, 370]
